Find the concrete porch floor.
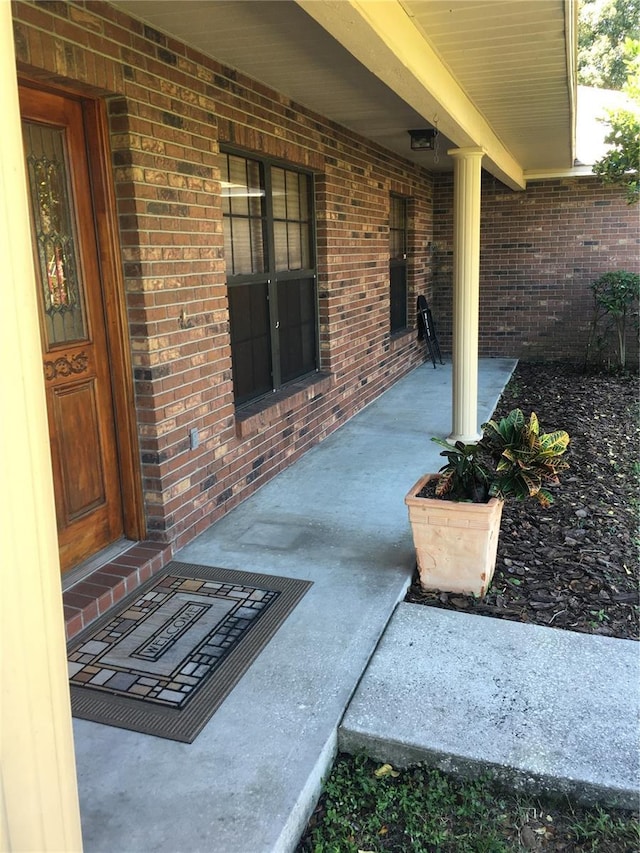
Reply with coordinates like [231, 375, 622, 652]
[72, 359, 639, 852]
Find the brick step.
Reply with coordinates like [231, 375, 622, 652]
[64, 541, 173, 642]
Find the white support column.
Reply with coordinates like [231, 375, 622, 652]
[447, 147, 485, 444]
[0, 6, 83, 851]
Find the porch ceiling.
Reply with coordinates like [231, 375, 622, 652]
[113, 0, 576, 190]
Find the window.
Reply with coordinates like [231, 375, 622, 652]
[219, 151, 317, 405]
[389, 195, 408, 333]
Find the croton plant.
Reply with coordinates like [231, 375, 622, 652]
[432, 408, 570, 507]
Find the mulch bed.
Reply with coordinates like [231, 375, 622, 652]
[406, 362, 639, 641]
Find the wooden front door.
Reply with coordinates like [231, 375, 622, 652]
[20, 86, 124, 573]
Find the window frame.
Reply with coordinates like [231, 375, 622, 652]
[389, 193, 409, 334]
[219, 147, 319, 406]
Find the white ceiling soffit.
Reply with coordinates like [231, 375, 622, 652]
[113, 0, 576, 190]
[399, 0, 577, 179]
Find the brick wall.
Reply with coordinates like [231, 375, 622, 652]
[432, 172, 639, 364]
[12, 1, 433, 552]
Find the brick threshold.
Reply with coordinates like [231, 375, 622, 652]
[63, 541, 173, 643]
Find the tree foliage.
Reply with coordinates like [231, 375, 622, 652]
[578, 0, 640, 89]
[593, 106, 640, 202]
[592, 38, 640, 203]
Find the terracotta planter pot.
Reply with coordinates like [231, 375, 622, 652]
[404, 473, 504, 597]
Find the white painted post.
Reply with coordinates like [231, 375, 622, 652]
[447, 147, 485, 443]
[0, 6, 83, 849]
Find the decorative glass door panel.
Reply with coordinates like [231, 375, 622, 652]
[24, 122, 87, 346]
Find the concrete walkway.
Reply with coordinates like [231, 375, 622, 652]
[340, 605, 639, 810]
[72, 359, 639, 852]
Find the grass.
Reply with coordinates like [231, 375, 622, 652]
[297, 753, 640, 852]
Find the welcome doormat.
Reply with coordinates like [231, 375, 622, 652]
[67, 562, 312, 743]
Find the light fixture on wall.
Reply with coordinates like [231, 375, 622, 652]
[408, 128, 438, 151]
